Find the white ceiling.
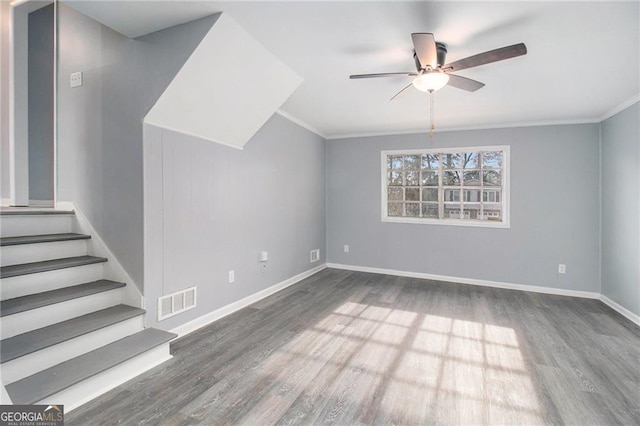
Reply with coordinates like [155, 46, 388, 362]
[68, 1, 640, 139]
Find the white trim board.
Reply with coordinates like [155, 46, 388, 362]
[324, 118, 601, 141]
[276, 109, 327, 139]
[28, 199, 54, 207]
[599, 295, 640, 327]
[327, 263, 640, 326]
[327, 263, 601, 299]
[170, 263, 327, 339]
[57, 201, 143, 309]
[598, 94, 640, 122]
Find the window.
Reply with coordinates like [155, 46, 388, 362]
[381, 146, 509, 228]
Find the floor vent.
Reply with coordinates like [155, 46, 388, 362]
[158, 286, 197, 321]
[310, 249, 320, 263]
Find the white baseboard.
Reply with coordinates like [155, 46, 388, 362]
[29, 199, 54, 207]
[599, 295, 640, 327]
[171, 263, 327, 339]
[60, 202, 143, 309]
[326, 263, 601, 299]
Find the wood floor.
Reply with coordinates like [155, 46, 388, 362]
[67, 269, 640, 425]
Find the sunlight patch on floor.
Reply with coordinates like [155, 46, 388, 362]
[253, 300, 545, 424]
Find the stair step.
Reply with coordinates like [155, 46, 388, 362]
[0, 233, 90, 247]
[1, 280, 125, 317]
[1, 305, 145, 364]
[6, 328, 176, 405]
[0, 256, 107, 279]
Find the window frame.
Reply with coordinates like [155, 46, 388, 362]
[381, 145, 510, 228]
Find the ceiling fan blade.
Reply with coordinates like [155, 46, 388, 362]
[444, 43, 527, 72]
[411, 33, 437, 69]
[350, 72, 417, 79]
[390, 82, 414, 101]
[446, 74, 485, 92]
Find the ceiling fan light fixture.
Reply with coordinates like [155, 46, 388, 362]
[412, 71, 450, 92]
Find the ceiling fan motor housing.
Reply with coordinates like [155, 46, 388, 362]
[413, 41, 448, 71]
[436, 42, 447, 68]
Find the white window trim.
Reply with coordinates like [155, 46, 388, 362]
[380, 145, 510, 228]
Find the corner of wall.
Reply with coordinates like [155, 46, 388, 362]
[598, 120, 603, 295]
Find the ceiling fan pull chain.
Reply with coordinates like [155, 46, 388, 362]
[429, 89, 435, 137]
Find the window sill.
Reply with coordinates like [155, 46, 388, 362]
[382, 216, 510, 228]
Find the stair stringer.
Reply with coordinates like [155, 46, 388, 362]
[56, 202, 143, 310]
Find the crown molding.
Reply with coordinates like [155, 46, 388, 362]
[276, 109, 327, 139]
[598, 94, 640, 122]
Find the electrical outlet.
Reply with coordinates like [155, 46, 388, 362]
[344, 244, 350, 253]
[70, 71, 83, 88]
[228, 270, 235, 283]
[558, 264, 566, 274]
[310, 249, 320, 263]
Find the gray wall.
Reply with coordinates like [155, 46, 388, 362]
[601, 102, 640, 316]
[1, 0, 10, 200]
[57, 3, 218, 287]
[144, 114, 326, 330]
[327, 124, 601, 293]
[28, 4, 54, 202]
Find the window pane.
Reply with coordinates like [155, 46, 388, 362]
[389, 171, 403, 186]
[405, 188, 420, 201]
[422, 171, 438, 186]
[442, 171, 460, 185]
[464, 190, 481, 202]
[384, 148, 506, 225]
[483, 170, 502, 186]
[482, 204, 502, 221]
[483, 190, 501, 203]
[388, 203, 403, 216]
[421, 154, 440, 170]
[463, 171, 480, 186]
[482, 151, 503, 169]
[388, 187, 403, 201]
[422, 188, 438, 202]
[405, 171, 420, 186]
[422, 203, 438, 218]
[442, 153, 462, 169]
[405, 155, 420, 170]
[405, 203, 420, 217]
[462, 152, 479, 168]
[463, 204, 481, 220]
[391, 156, 404, 170]
[444, 203, 462, 218]
[444, 189, 460, 202]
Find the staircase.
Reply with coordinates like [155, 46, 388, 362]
[0, 209, 175, 411]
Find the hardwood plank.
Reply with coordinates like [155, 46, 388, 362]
[66, 269, 640, 425]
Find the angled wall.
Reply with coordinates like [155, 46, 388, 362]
[145, 13, 302, 150]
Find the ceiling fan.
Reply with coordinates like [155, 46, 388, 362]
[350, 33, 527, 100]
